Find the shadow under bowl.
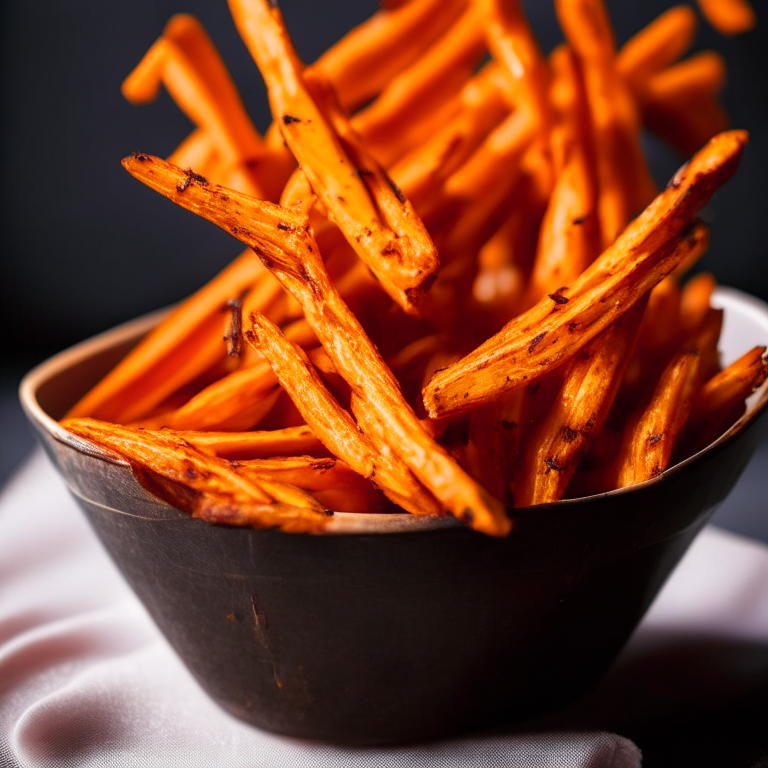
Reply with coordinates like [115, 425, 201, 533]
[19, 287, 768, 745]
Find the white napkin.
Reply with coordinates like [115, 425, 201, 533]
[2, 451, 767, 768]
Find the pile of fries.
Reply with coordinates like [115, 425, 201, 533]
[63, 0, 767, 537]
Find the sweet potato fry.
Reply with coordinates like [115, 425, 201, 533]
[62, 418, 331, 532]
[155, 359, 281, 432]
[680, 272, 717, 337]
[615, 345, 701, 486]
[233, 456, 385, 513]
[423, 131, 747, 417]
[311, 0, 467, 112]
[684, 346, 768, 450]
[168, 128, 218, 172]
[696, 0, 757, 36]
[555, 0, 656, 247]
[123, 14, 283, 199]
[169, 425, 325, 459]
[523, 45, 599, 307]
[351, 4, 487, 167]
[617, 6, 698, 85]
[514, 300, 645, 506]
[244, 312, 441, 517]
[67, 249, 262, 422]
[389, 64, 510, 208]
[228, 0, 438, 314]
[477, 0, 551, 133]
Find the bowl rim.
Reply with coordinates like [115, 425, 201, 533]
[19, 287, 768, 535]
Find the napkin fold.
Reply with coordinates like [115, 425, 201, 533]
[2, 450, 768, 767]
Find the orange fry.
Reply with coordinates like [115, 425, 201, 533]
[514, 300, 645, 506]
[477, 0, 551, 132]
[351, 4, 487, 167]
[615, 346, 701, 487]
[122, 14, 279, 199]
[67, 247, 262, 423]
[228, 0, 438, 313]
[152, 359, 281, 432]
[245, 313, 441, 517]
[696, 0, 756, 36]
[524, 45, 599, 307]
[390, 64, 510, 208]
[617, 6, 699, 85]
[424, 130, 747, 417]
[556, 0, 657, 247]
[62, 418, 331, 532]
[311, 0, 468, 112]
[686, 346, 768, 447]
[169, 425, 325, 459]
[233, 456, 385, 513]
[680, 272, 717, 337]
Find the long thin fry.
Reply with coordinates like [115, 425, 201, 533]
[696, 0, 756, 36]
[62, 418, 331, 532]
[228, 0, 438, 313]
[67, 249, 262, 421]
[617, 6, 699, 85]
[424, 130, 747, 417]
[351, 4, 487, 167]
[685, 346, 768, 448]
[123, 14, 279, 199]
[155, 359, 280, 432]
[245, 312, 442, 517]
[514, 300, 645, 506]
[477, 0, 551, 133]
[168, 425, 325, 459]
[311, 0, 467, 111]
[524, 45, 598, 307]
[389, 64, 510, 208]
[556, 0, 656, 248]
[615, 345, 701, 486]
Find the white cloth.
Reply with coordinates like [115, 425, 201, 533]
[2, 452, 768, 768]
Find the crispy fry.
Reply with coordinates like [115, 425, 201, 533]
[166, 425, 325, 459]
[555, 0, 656, 247]
[67, 249, 262, 421]
[514, 300, 645, 506]
[685, 346, 768, 450]
[696, 0, 756, 36]
[477, 0, 551, 133]
[154, 359, 281, 431]
[680, 272, 717, 337]
[389, 64, 510, 208]
[351, 4, 487, 167]
[244, 312, 441, 517]
[62, 418, 331, 532]
[615, 346, 701, 486]
[311, 0, 467, 111]
[123, 14, 282, 199]
[228, 0, 438, 314]
[423, 131, 747, 417]
[617, 6, 699, 85]
[233, 456, 386, 513]
[524, 45, 599, 307]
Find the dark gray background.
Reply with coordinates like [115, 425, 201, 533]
[1, 4, 767, 762]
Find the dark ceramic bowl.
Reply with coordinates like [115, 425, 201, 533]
[20, 288, 768, 745]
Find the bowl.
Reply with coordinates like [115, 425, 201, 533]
[19, 287, 768, 745]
